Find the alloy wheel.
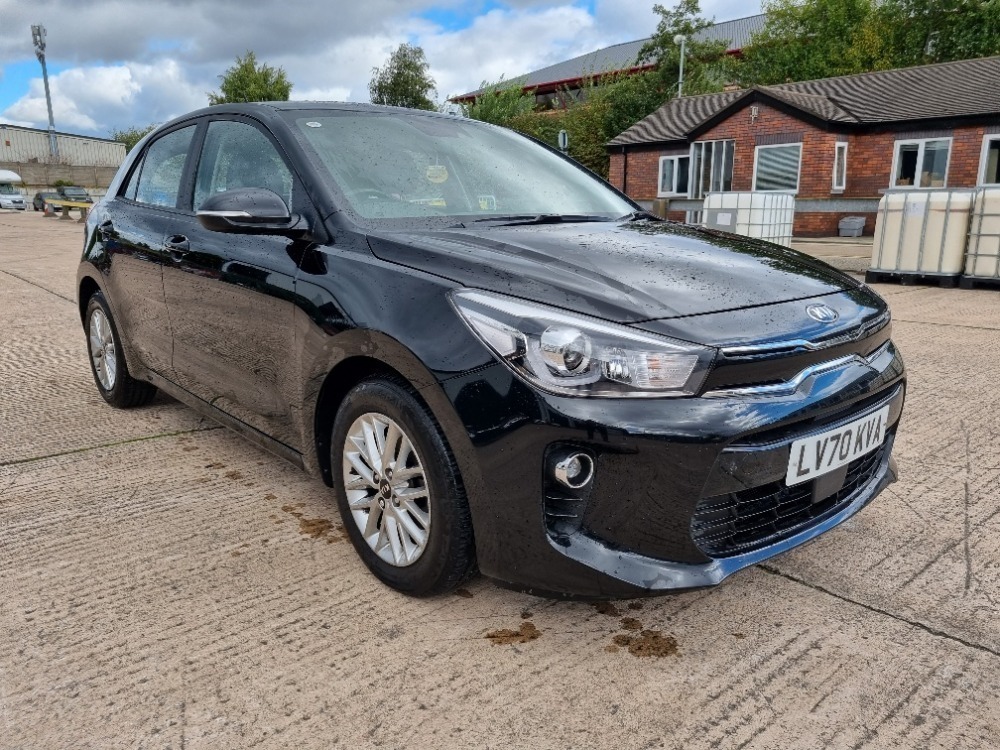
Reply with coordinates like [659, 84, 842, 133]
[342, 412, 431, 567]
[88, 308, 117, 391]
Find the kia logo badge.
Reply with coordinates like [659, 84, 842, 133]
[806, 304, 839, 323]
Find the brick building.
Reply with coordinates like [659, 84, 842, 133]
[607, 57, 1000, 236]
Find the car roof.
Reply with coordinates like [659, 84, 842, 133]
[157, 101, 461, 131]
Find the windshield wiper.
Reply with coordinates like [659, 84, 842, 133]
[617, 210, 664, 222]
[468, 213, 615, 227]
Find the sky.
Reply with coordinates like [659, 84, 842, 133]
[0, 0, 761, 138]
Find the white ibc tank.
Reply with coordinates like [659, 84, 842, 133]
[702, 192, 795, 247]
[871, 190, 974, 276]
[964, 187, 1000, 279]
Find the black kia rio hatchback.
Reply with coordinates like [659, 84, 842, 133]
[77, 102, 904, 598]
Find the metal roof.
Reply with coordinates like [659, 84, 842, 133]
[609, 55, 1000, 147]
[453, 14, 767, 100]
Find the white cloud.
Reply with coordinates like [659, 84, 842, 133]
[3, 59, 207, 133]
[0, 0, 763, 134]
[419, 5, 602, 99]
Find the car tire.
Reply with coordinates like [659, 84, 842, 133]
[85, 291, 158, 409]
[331, 377, 476, 596]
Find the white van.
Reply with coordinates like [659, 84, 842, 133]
[0, 169, 27, 210]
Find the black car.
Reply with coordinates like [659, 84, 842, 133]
[57, 185, 93, 203]
[32, 191, 63, 212]
[77, 103, 904, 598]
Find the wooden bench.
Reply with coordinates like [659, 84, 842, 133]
[43, 199, 92, 222]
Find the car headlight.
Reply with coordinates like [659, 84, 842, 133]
[451, 290, 716, 398]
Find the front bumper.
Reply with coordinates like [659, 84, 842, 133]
[440, 339, 905, 598]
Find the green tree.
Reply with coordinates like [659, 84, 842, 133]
[638, 0, 734, 97]
[108, 123, 158, 153]
[369, 43, 437, 110]
[737, 0, 878, 85]
[868, 0, 1000, 68]
[461, 72, 669, 179]
[737, 0, 1000, 87]
[460, 77, 535, 126]
[208, 51, 292, 105]
[558, 73, 670, 176]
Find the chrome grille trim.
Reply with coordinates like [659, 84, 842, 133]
[703, 341, 893, 399]
[720, 310, 891, 358]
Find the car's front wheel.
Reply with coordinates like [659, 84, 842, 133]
[331, 378, 476, 596]
[85, 291, 157, 408]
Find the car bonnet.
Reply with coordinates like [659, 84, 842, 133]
[366, 220, 862, 324]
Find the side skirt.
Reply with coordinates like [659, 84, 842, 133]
[146, 371, 306, 471]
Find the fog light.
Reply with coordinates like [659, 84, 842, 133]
[553, 451, 594, 489]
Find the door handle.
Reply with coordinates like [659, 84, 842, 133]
[165, 235, 190, 258]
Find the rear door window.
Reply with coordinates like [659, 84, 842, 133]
[131, 126, 197, 208]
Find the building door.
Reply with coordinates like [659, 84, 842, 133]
[687, 139, 735, 223]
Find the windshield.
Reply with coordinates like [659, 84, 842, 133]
[0, 184, 16, 195]
[62, 187, 86, 196]
[289, 112, 632, 225]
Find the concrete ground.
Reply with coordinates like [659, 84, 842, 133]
[2, 209, 999, 750]
[791, 236, 875, 274]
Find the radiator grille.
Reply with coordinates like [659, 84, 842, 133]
[691, 441, 887, 558]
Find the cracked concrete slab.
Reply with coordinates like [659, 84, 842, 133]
[2, 210, 999, 749]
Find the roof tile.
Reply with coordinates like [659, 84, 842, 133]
[609, 55, 1000, 147]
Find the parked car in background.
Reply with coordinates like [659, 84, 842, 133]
[77, 102, 905, 599]
[0, 169, 26, 210]
[32, 191, 64, 212]
[56, 185, 93, 203]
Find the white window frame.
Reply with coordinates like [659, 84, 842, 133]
[890, 137, 953, 189]
[832, 141, 848, 193]
[751, 142, 802, 193]
[657, 154, 690, 197]
[978, 134, 1000, 186]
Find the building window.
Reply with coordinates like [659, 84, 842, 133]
[753, 143, 802, 192]
[892, 138, 951, 188]
[980, 136, 1000, 185]
[657, 155, 690, 197]
[833, 142, 848, 193]
[689, 140, 734, 199]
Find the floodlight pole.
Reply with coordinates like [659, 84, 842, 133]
[31, 24, 59, 161]
[674, 34, 687, 98]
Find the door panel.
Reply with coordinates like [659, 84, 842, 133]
[101, 125, 198, 375]
[162, 119, 301, 448]
[100, 201, 175, 375]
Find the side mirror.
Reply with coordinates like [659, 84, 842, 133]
[197, 187, 305, 236]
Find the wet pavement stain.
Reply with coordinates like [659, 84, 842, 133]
[611, 630, 679, 658]
[484, 622, 541, 645]
[620, 617, 642, 631]
[454, 588, 474, 598]
[205, 462, 225, 469]
[224, 470, 244, 481]
[280, 505, 344, 543]
[627, 601, 644, 611]
[592, 601, 621, 617]
[520, 610, 533, 620]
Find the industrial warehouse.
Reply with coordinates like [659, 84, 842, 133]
[0, 123, 126, 201]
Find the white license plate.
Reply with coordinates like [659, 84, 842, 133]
[785, 406, 889, 486]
